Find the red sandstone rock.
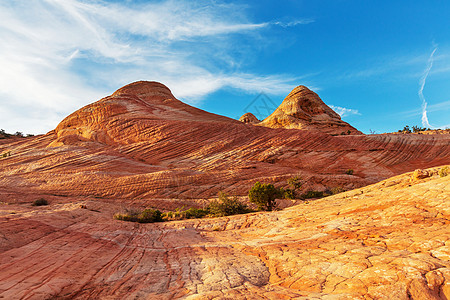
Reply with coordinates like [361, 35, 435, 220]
[1, 81, 450, 299]
[0, 81, 449, 203]
[0, 165, 449, 299]
[259, 85, 362, 135]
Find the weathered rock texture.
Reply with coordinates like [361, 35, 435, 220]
[260, 85, 362, 135]
[239, 112, 259, 124]
[1, 166, 449, 299]
[0, 81, 449, 204]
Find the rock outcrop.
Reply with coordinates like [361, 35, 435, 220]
[54, 81, 236, 146]
[0, 81, 449, 203]
[1, 165, 449, 299]
[1, 81, 450, 299]
[239, 112, 259, 124]
[260, 85, 362, 135]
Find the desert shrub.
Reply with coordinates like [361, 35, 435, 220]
[183, 208, 209, 219]
[162, 207, 208, 221]
[399, 125, 411, 133]
[281, 188, 295, 200]
[412, 125, 429, 133]
[114, 208, 163, 223]
[287, 176, 302, 191]
[439, 167, 449, 178]
[285, 176, 302, 199]
[248, 182, 282, 211]
[331, 186, 345, 195]
[139, 209, 163, 223]
[302, 191, 324, 199]
[32, 198, 48, 206]
[208, 192, 250, 217]
[114, 213, 138, 222]
[345, 169, 354, 175]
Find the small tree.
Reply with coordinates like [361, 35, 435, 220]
[248, 182, 282, 211]
[287, 176, 302, 198]
[399, 125, 411, 133]
[208, 192, 249, 217]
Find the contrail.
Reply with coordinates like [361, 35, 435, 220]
[418, 47, 437, 128]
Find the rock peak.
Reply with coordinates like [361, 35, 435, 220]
[260, 85, 362, 135]
[239, 112, 259, 124]
[112, 81, 175, 101]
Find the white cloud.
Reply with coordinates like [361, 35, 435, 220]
[0, 0, 312, 134]
[418, 47, 437, 128]
[329, 105, 361, 118]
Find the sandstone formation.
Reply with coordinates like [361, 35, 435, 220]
[0, 81, 449, 205]
[0, 165, 449, 299]
[260, 85, 362, 135]
[1, 81, 450, 299]
[239, 112, 259, 124]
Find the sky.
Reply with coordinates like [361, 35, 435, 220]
[1, 0, 449, 135]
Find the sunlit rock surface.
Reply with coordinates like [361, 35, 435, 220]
[260, 85, 362, 135]
[239, 112, 259, 124]
[0, 166, 449, 299]
[0, 81, 449, 204]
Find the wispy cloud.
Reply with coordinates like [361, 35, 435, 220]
[329, 105, 361, 118]
[271, 19, 315, 27]
[0, 0, 312, 134]
[418, 46, 437, 128]
[396, 99, 450, 128]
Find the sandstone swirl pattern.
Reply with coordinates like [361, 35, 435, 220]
[1, 81, 450, 299]
[0, 166, 449, 299]
[0, 81, 449, 204]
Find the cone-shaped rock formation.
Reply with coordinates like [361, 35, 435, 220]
[260, 85, 362, 135]
[239, 112, 259, 124]
[54, 81, 237, 146]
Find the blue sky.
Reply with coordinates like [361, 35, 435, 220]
[1, 0, 449, 134]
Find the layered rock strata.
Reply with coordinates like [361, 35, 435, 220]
[0, 166, 449, 299]
[260, 85, 362, 135]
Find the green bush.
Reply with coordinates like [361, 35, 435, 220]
[208, 192, 250, 217]
[248, 182, 282, 211]
[439, 167, 449, 178]
[139, 209, 163, 223]
[32, 198, 48, 206]
[281, 188, 295, 200]
[114, 208, 163, 223]
[302, 191, 324, 199]
[182, 208, 209, 219]
[399, 125, 411, 133]
[285, 176, 302, 199]
[161, 207, 208, 221]
[115, 192, 254, 223]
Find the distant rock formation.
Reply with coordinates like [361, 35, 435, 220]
[1, 81, 449, 202]
[260, 85, 362, 135]
[53, 81, 237, 146]
[239, 112, 259, 124]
